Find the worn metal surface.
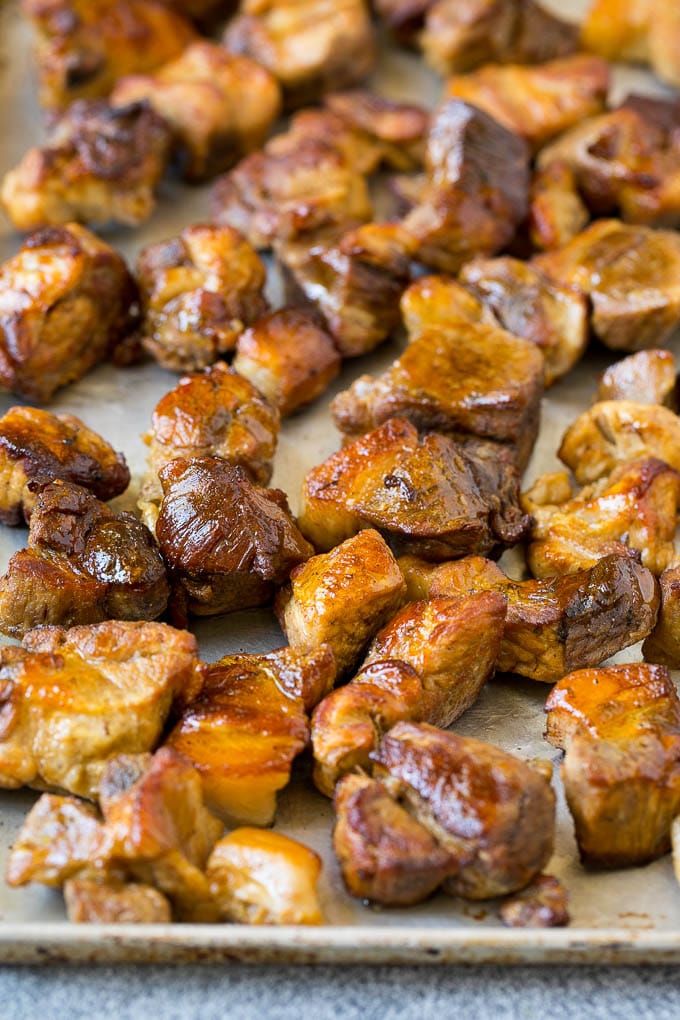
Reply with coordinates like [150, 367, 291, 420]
[1, 0, 680, 964]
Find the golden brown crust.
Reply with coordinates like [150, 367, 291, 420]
[582, 0, 680, 89]
[598, 349, 679, 408]
[64, 878, 173, 924]
[400, 275, 493, 334]
[322, 91, 429, 172]
[529, 160, 590, 252]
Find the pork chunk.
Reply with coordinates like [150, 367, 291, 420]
[582, 0, 680, 89]
[6, 793, 104, 887]
[400, 275, 494, 335]
[528, 161, 590, 252]
[643, 566, 680, 669]
[64, 878, 172, 924]
[598, 350, 679, 408]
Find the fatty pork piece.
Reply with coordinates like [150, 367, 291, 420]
[643, 566, 680, 669]
[6, 793, 106, 888]
[136, 224, 268, 373]
[402, 100, 530, 274]
[546, 663, 680, 866]
[299, 418, 529, 559]
[111, 42, 281, 183]
[166, 645, 335, 824]
[445, 55, 609, 152]
[207, 828, 324, 924]
[223, 0, 376, 110]
[399, 275, 495, 334]
[419, 0, 579, 76]
[330, 321, 543, 469]
[334, 722, 555, 905]
[599, 350, 679, 409]
[398, 553, 659, 684]
[0, 225, 136, 403]
[138, 362, 279, 530]
[522, 459, 680, 579]
[458, 258, 588, 386]
[21, 0, 196, 111]
[64, 879, 172, 924]
[528, 161, 590, 252]
[534, 220, 680, 353]
[559, 401, 680, 485]
[0, 482, 169, 638]
[1, 101, 172, 231]
[498, 874, 569, 929]
[275, 530, 406, 678]
[0, 620, 202, 798]
[155, 458, 312, 621]
[0, 406, 129, 525]
[538, 96, 680, 229]
[311, 590, 506, 795]
[279, 223, 413, 358]
[232, 309, 340, 417]
[582, 0, 680, 89]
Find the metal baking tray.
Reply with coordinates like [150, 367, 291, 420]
[1, 0, 680, 964]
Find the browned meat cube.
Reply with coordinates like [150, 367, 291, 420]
[0, 481, 169, 637]
[275, 529, 406, 678]
[420, 0, 579, 76]
[321, 92, 429, 173]
[0, 621, 202, 798]
[643, 566, 680, 668]
[299, 418, 530, 558]
[399, 553, 659, 683]
[0, 406, 129, 525]
[1, 101, 172, 231]
[545, 663, 680, 866]
[311, 590, 506, 794]
[232, 309, 340, 417]
[331, 321, 544, 468]
[6, 793, 104, 887]
[529, 161, 590, 252]
[223, 0, 376, 110]
[582, 0, 680, 89]
[499, 874, 569, 928]
[402, 100, 529, 273]
[523, 459, 680, 578]
[138, 362, 279, 530]
[534, 220, 680, 352]
[279, 223, 414, 358]
[64, 879, 172, 923]
[400, 274, 494, 334]
[207, 828, 324, 924]
[0, 225, 136, 403]
[166, 646, 335, 824]
[155, 458, 312, 621]
[111, 42, 281, 182]
[459, 257, 588, 386]
[599, 350, 678, 408]
[21, 0, 196, 111]
[559, 401, 680, 485]
[445, 55, 609, 152]
[137, 224, 268, 373]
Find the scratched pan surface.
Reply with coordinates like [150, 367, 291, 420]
[1, 0, 680, 965]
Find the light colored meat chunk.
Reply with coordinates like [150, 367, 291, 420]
[529, 161, 590, 252]
[582, 0, 680, 89]
[6, 793, 104, 888]
[599, 350, 678, 408]
[400, 275, 494, 335]
[64, 879, 172, 923]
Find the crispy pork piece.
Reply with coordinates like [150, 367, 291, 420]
[95, 749, 223, 921]
[559, 401, 680, 485]
[0, 406, 129, 525]
[534, 220, 680, 352]
[582, 0, 680, 89]
[598, 350, 678, 408]
[402, 100, 529, 274]
[21, 0, 196, 111]
[137, 224, 268, 373]
[458, 257, 588, 386]
[545, 663, 680, 866]
[155, 458, 312, 621]
[138, 362, 279, 530]
[166, 646, 335, 824]
[2, 101, 171, 231]
[275, 530, 406, 678]
[0, 225, 136, 403]
[6, 793, 104, 887]
[223, 0, 376, 109]
[330, 321, 543, 467]
[232, 309, 340, 417]
[0, 621, 201, 798]
[523, 459, 680, 579]
[64, 878, 172, 924]
[399, 553, 659, 683]
[499, 874, 569, 928]
[420, 0, 579, 76]
[0, 481, 169, 638]
[529, 161, 590, 252]
[321, 92, 429, 173]
[445, 55, 609, 152]
[311, 590, 506, 794]
[279, 223, 414, 358]
[643, 566, 680, 668]
[299, 418, 530, 558]
[333, 772, 454, 906]
[207, 828, 324, 924]
[111, 42, 281, 183]
[400, 274, 493, 334]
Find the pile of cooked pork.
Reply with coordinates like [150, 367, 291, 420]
[1, 0, 680, 929]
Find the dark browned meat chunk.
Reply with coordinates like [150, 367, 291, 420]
[499, 874, 569, 928]
[643, 566, 680, 668]
[64, 879, 172, 923]
[598, 350, 679, 408]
